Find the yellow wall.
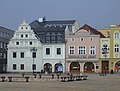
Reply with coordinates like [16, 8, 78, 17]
[109, 26, 120, 72]
[98, 29, 110, 38]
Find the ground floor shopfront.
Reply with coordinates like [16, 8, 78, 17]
[43, 63, 64, 73]
[66, 59, 100, 73]
[100, 58, 120, 73]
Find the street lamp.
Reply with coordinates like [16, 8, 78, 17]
[102, 45, 109, 76]
[30, 47, 37, 74]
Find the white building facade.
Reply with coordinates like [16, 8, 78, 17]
[7, 20, 43, 72]
[7, 20, 66, 73]
[43, 44, 65, 73]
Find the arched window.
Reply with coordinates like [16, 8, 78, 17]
[114, 32, 119, 39]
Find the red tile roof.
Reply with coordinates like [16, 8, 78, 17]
[76, 24, 105, 38]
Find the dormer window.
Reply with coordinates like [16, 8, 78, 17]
[45, 33, 50, 42]
[51, 33, 56, 42]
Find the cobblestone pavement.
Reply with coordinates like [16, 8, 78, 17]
[0, 73, 120, 91]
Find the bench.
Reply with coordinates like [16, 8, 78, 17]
[81, 75, 88, 80]
[60, 74, 88, 82]
[1, 76, 6, 82]
[8, 76, 29, 82]
[61, 76, 71, 82]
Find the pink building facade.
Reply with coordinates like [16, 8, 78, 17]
[65, 24, 105, 73]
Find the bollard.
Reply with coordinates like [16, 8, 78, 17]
[57, 74, 59, 79]
[22, 73, 24, 77]
[1, 76, 5, 82]
[25, 77, 29, 82]
[39, 74, 42, 78]
[34, 73, 37, 78]
[52, 74, 54, 79]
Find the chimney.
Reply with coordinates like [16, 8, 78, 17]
[38, 16, 46, 22]
[39, 18, 44, 22]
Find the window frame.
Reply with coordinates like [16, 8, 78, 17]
[89, 46, 96, 55]
[114, 44, 119, 52]
[13, 52, 17, 58]
[13, 64, 17, 70]
[69, 46, 75, 55]
[20, 52, 24, 58]
[78, 46, 86, 55]
[21, 64, 24, 70]
[57, 48, 61, 55]
[46, 48, 50, 55]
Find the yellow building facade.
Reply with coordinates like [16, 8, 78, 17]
[99, 25, 120, 73]
[110, 25, 120, 73]
[100, 38, 110, 73]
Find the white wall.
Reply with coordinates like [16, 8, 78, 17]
[43, 44, 65, 72]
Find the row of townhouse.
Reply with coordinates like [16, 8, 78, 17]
[6, 18, 120, 73]
[7, 18, 78, 73]
[0, 26, 14, 72]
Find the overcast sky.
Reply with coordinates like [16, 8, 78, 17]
[0, 0, 120, 30]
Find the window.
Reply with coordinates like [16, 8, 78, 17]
[32, 52, 36, 58]
[16, 42, 19, 45]
[115, 44, 119, 52]
[90, 38, 93, 41]
[78, 46, 86, 55]
[26, 34, 28, 37]
[26, 27, 28, 29]
[51, 33, 56, 42]
[0, 42, 3, 48]
[69, 46, 74, 55]
[29, 42, 32, 45]
[21, 34, 23, 38]
[13, 64, 16, 70]
[20, 52, 24, 58]
[114, 32, 119, 39]
[90, 46, 95, 55]
[107, 31, 110, 37]
[57, 48, 61, 55]
[21, 64, 24, 70]
[80, 38, 84, 41]
[32, 64, 36, 70]
[46, 48, 50, 55]
[45, 33, 50, 42]
[71, 38, 75, 42]
[0, 53, 2, 59]
[4, 43, 7, 48]
[21, 27, 23, 29]
[57, 33, 62, 42]
[13, 52, 17, 58]
[68, 26, 72, 31]
[3, 53, 6, 59]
